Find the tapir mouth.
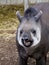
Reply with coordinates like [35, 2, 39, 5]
[22, 39, 33, 47]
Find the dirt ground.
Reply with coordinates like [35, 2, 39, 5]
[0, 33, 49, 65]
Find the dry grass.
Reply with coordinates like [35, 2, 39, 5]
[0, 5, 24, 29]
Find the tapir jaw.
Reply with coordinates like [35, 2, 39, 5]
[22, 38, 33, 47]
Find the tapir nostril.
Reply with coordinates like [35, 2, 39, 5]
[22, 37, 33, 42]
[23, 37, 29, 41]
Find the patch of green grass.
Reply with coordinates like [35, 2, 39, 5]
[0, 5, 24, 29]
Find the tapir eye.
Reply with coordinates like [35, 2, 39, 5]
[31, 30, 36, 35]
[20, 30, 23, 35]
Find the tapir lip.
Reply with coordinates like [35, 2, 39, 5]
[22, 39, 33, 47]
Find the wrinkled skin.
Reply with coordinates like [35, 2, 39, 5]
[16, 3, 49, 65]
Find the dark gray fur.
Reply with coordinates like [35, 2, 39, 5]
[16, 3, 49, 65]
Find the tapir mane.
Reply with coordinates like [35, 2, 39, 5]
[24, 7, 38, 19]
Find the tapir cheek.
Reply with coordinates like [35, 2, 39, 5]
[30, 30, 41, 47]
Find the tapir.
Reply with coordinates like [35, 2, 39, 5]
[16, 2, 49, 65]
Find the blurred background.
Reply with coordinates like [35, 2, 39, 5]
[0, 0, 49, 5]
[0, 0, 49, 65]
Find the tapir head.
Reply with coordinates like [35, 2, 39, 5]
[16, 7, 42, 47]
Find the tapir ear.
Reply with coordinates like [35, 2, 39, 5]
[16, 11, 22, 22]
[35, 10, 43, 21]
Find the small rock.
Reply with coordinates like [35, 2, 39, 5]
[1, 57, 4, 60]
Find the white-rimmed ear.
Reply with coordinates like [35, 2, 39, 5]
[16, 11, 22, 21]
[35, 10, 43, 21]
